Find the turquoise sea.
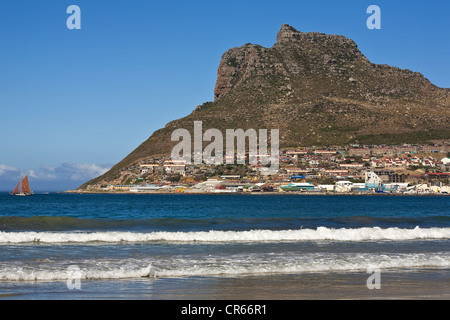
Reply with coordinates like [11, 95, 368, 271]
[0, 193, 449, 300]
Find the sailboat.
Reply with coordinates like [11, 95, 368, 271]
[10, 175, 33, 196]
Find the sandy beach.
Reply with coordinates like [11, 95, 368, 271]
[2, 269, 449, 300]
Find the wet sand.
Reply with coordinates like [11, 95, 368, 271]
[2, 269, 449, 300]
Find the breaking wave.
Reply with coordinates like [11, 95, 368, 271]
[1, 226, 450, 244]
[1, 252, 449, 281]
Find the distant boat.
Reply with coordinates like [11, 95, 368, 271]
[10, 175, 33, 196]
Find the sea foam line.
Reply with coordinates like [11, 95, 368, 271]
[1, 252, 449, 281]
[1, 226, 450, 244]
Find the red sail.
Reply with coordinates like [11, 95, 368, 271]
[21, 176, 31, 194]
[12, 181, 20, 194]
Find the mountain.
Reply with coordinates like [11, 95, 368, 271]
[79, 24, 450, 189]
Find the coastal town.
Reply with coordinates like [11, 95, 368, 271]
[82, 143, 450, 195]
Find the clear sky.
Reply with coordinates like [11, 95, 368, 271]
[0, 0, 449, 191]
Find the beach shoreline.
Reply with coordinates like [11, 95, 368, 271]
[61, 189, 448, 196]
[2, 269, 449, 300]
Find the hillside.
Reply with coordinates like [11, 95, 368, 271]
[79, 24, 450, 189]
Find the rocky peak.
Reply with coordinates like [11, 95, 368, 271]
[275, 24, 363, 56]
[276, 24, 303, 44]
[214, 24, 365, 101]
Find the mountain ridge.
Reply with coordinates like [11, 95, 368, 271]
[79, 24, 450, 189]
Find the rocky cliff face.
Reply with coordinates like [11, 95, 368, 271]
[214, 44, 268, 100]
[79, 24, 450, 189]
[207, 24, 449, 144]
[214, 24, 445, 103]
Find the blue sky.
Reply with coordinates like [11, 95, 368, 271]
[0, 0, 449, 191]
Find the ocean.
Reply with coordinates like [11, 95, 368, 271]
[0, 192, 449, 301]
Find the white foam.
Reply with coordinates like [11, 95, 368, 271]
[155, 252, 450, 277]
[1, 227, 450, 244]
[0, 252, 448, 281]
[0, 264, 154, 281]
